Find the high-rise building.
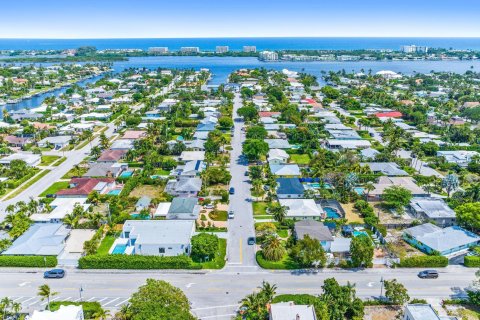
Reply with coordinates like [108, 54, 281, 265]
[243, 46, 257, 53]
[258, 51, 278, 61]
[148, 47, 169, 54]
[401, 45, 428, 53]
[180, 47, 200, 53]
[216, 46, 229, 53]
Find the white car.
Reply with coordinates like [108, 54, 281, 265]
[228, 211, 235, 219]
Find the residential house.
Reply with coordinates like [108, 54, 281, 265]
[2, 223, 69, 256]
[403, 223, 480, 256]
[269, 164, 301, 177]
[154, 202, 172, 218]
[360, 162, 408, 176]
[122, 130, 146, 140]
[0, 153, 41, 167]
[409, 197, 456, 227]
[179, 151, 205, 162]
[83, 163, 127, 178]
[437, 151, 479, 167]
[166, 197, 201, 220]
[276, 178, 305, 199]
[110, 139, 134, 150]
[30, 198, 89, 223]
[178, 160, 205, 178]
[135, 196, 152, 212]
[269, 302, 317, 320]
[56, 178, 116, 198]
[403, 304, 458, 320]
[97, 149, 127, 163]
[267, 149, 290, 165]
[29, 305, 84, 320]
[294, 220, 334, 251]
[279, 199, 324, 220]
[265, 139, 291, 149]
[165, 178, 202, 197]
[37, 135, 72, 149]
[184, 139, 206, 151]
[368, 176, 428, 201]
[111, 220, 195, 256]
[325, 139, 371, 150]
[4, 135, 32, 148]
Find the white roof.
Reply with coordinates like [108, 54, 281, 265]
[0, 153, 40, 166]
[326, 139, 371, 149]
[279, 199, 323, 218]
[270, 302, 316, 320]
[154, 202, 172, 217]
[269, 164, 301, 176]
[180, 151, 205, 161]
[123, 220, 195, 245]
[29, 305, 84, 320]
[268, 148, 290, 160]
[31, 198, 88, 222]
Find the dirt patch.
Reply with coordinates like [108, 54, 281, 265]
[364, 305, 402, 320]
[129, 185, 164, 199]
[341, 202, 364, 223]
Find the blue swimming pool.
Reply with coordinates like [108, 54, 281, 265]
[130, 213, 151, 220]
[107, 189, 121, 196]
[354, 187, 365, 195]
[324, 207, 341, 219]
[112, 244, 127, 254]
[120, 171, 133, 178]
[353, 230, 369, 238]
[307, 182, 332, 189]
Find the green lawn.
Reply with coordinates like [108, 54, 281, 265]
[195, 238, 227, 269]
[289, 154, 311, 165]
[96, 235, 116, 255]
[52, 157, 67, 166]
[252, 201, 269, 215]
[39, 181, 69, 197]
[154, 168, 170, 176]
[40, 155, 61, 166]
[256, 251, 300, 270]
[209, 210, 228, 221]
[4, 169, 50, 200]
[62, 166, 88, 179]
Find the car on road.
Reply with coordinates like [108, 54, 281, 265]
[418, 270, 439, 279]
[44, 269, 65, 279]
[244, 171, 249, 177]
[247, 237, 256, 245]
[229, 187, 235, 195]
[228, 210, 235, 219]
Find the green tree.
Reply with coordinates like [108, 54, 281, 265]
[237, 105, 258, 121]
[191, 233, 219, 261]
[290, 235, 327, 268]
[383, 279, 410, 305]
[127, 279, 195, 320]
[382, 185, 412, 212]
[320, 278, 364, 320]
[246, 126, 268, 140]
[262, 235, 286, 262]
[269, 203, 287, 224]
[442, 173, 460, 198]
[38, 284, 57, 310]
[218, 116, 233, 129]
[350, 235, 374, 268]
[456, 202, 480, 232]
[242, 139, 269, 161]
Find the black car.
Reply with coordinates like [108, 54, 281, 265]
[44, 269, 65, 279]
[418, 270, 439, 279]
[229, 187, 235, 195]
[247, 237, 256, 245]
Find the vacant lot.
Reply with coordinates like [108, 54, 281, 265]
[252, 201, 269, 215]
[129, 184, 164, 199]
[289, 154, 310, 165]
[364, 305, 401, 320]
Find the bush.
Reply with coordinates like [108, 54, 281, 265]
[78, 254, 200, 269]
[397, 255, 448, 268]
[0, 256, 57, 267]
[50, 301, 103, 319]
[191, 233, 219, 261]
[464, 256, 480, 267]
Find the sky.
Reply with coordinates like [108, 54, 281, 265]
[0, 0, 479, 38]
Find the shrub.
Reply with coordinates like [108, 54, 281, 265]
[50, 301, 103, 319]
[397, 255, 448, 268]
[191, 233, 219, 261]
[78, 254, 200, 269]
[464, 256, 480, 267]
[0, 256, 57, 267]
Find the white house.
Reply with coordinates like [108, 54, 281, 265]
[267, 149, 290, 165]
[0, 153, 41, 167]
[28, 305, 84, 320]
[279, 199, 324, 219]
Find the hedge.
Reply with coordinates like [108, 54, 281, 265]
[397, 255, 448, 268]
[50, 301, 103, 319]
[78, 254, 201, 269]
[464, 256, 480, 267]
[0, 256, 57, 267]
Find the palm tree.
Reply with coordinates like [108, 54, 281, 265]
[11, 302, 21, 319]
[261, 236, 286, 262]
[364, 182, 375, 199]
[63, 213, 79, 229]
[465, 182, 480, 202]
[115, 303, 131, 320]
[93, 308, 110, 320]
[442, 173, 459, 198]
[269, 204, 287, 224]
[38, 284, 57, 310]
[259, 281, 277, 302]
[1, 297, 12, 320]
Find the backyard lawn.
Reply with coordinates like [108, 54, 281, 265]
[40, 155, 61, 166]
[39, 181, 69, 197]
[289, 154, 311, 165]
[252, 201, 269, 215]
[96, 235, 116, 255]
[208, 210, 228, 221]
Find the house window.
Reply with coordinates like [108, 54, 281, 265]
[159, 248, 165, 254]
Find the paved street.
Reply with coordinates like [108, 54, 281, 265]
[0, 267, 474, 319]
[226, 93, 257, 270]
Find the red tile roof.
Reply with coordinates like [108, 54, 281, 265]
[122, 130, 146, 140]
[56, 178, 115, 196]
[258, 112, 281, 118]
[97, 149, 127, 162]
[375, 111, 403, 118]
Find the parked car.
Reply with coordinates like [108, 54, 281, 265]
[418, 270, 439, 279]
[247, 237, 256, 245]
[228, 210, 235, 219]
[44, 269, 65, 279]
[229, 187, 235, 195]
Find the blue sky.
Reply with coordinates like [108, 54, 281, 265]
[1, 0, 479, 38]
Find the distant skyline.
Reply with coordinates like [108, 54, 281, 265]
[0, 0, 479, 39]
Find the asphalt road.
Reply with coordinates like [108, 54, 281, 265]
[0, 267, 474, 319]
[0, 122, 116, 221]
[226, 93, 257, 270]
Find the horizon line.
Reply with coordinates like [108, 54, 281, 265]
[1, 36, 480, 40]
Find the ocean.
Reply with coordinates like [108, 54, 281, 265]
[1, 37, 480, 51]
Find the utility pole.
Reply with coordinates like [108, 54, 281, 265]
[379, 276, 384, 300]
[79, 285, 83, 302]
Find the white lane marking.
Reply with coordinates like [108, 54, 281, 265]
[96, 297, 109, 303]
[63, 297, 72, 301]
[73, 298, 82, 302]
[102, 297, 120, 306]
[28, 300, 40, 306]
[367, 282, 375, 287]
[86, 297, 96, 302]
[12, 297, 24, 302]
[18, 282, 30, 287]
[21, 297, 35, 304]
[41, 296, 60, 306]
[192, 304, 239, 311]
[114, 298, 130, 307]
[186, 283, 195, 288]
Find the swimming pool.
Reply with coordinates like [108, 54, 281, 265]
[324, 207, 341, 219]
[307, 182, 332, 189]
[107, 189, 122, 196]
[130, 213, 151, 220]
[353, 230, 369, 238]
[120, 171, 133, 178]
[112, 244, 127, 254]
[354, 187, 365, 195]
